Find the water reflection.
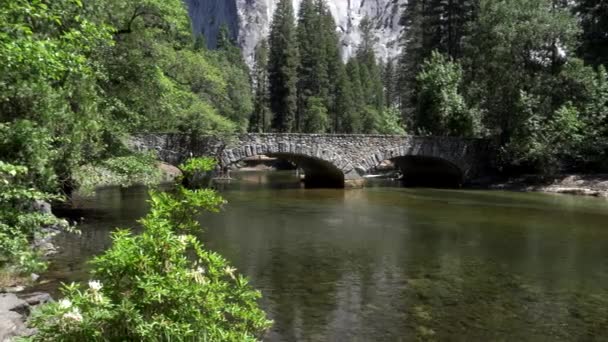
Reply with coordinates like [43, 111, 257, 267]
[41, 171, 608, 341]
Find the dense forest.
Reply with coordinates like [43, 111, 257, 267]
[251, 0, 404, 135]
[260, 0, 608, 174]
[398, 0, 608, 174]
[0, 0, 256, 278]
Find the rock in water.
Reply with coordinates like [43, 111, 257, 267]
[185, 0, 405, 66]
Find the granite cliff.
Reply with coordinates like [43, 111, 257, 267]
[186, 0, 405, 66]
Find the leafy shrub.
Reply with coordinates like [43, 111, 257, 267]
[376, 107, 407, 135]
[0, 162, 67, 274]
[73, 152, 163, 195]
[416, 51, 482, 137]
[29, 158, 272, 341]
[503, 93, 584, 173]
[179, 158, 217, 179]
[302, 97, 330, 133]
[0, 121, 57, 193]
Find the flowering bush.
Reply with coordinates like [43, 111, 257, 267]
[28, 158, 271, 341]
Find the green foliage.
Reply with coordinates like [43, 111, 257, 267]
[503, 95, 584, 173]
[383, 60, 399, 110]
[0, 0, 253, 278]
[416, 51, 481, 137]
[333, 67, 358, 133]
[576, 0, 608, 68]
[376, 107, 407, 135]
[296, 0, 342, 132]
[543, 61, 608, 171]
[73, 153, 163, 195]
[0, 0, 114, 191]
[398, 0, 477, 124]
[179, 157, 217, 178]
[268, 0, 299, 132]
[0, 121, 56, 193]
[250, 40, 272, 133]
[93, 0, 251, 134]
[396, 0, 608, 173]
[29, 160, 272, 341]
[461, 0, 592, 172]
[464, 0, 580, 137]
[0, 162, 66, 274]
[302, 97, 330, 133]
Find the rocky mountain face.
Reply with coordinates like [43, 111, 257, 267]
[186, 0, 405, 66]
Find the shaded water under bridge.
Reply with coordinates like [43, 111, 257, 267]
[130, 134, 493, 188]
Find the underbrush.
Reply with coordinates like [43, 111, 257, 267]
[73, 152, 163, 195]
[0, 162, 70, 278]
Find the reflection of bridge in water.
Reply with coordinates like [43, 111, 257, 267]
[130, 134, 493, 188]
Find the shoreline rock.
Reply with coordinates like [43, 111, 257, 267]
[489, 174, 608, 198]
[0, 199, 62, 340]
[0, 292, 52, 341]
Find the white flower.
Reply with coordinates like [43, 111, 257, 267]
[177, 235, 189, 245]
[224, 266, 237, 280]
[58, 299, 72, 310]
[88, 280, 102, 292]
[62, 308, 83, 323]
[191, 267, 207, 285]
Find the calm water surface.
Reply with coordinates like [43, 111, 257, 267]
[42, 171, 608, 341]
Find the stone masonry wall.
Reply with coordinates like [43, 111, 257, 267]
[128, 134, 492, 182]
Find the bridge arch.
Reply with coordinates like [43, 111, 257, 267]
[352, 137, 481, 187]
[219, 142, 357, 188]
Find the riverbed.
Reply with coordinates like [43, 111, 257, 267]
[39, 171, 608, 341]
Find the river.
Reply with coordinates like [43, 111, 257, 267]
[40, 171, 608, 341]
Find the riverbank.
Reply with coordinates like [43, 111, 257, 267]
[489, 174, 608, 198]
[0, 292, 53, 340]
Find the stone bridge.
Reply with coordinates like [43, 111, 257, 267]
[129, 134, 492, 188]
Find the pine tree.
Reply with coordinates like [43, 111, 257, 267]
[398, 0, 477, 127]
[334, 66, 356, 132]
[318, 1, 343, 132]
[216, 25, 232, 51]
[576, 0, 608, 68]
[297, 0, 326, 132]
[296, 0, 341, 132]
[346, 58, 364, 133]
[268, 0, 298, 132]
[398, 0, 426, 126]
[250, 40, 272, 132]
[355, 16, 384, 131]
[383, 59, 398, 109]
[216, 24, 248, 70]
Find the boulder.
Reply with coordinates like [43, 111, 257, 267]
[0, 294, 29, 341]
[31, 200, 52, 215]
[0, 311, 27, 342]
[0, 294, 28, 316]
[0, 292, 52, 341]
[158, 162, 183, 183]
[20, 292, 52, 307]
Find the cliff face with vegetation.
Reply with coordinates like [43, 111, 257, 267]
[186, 0, 405, 65]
